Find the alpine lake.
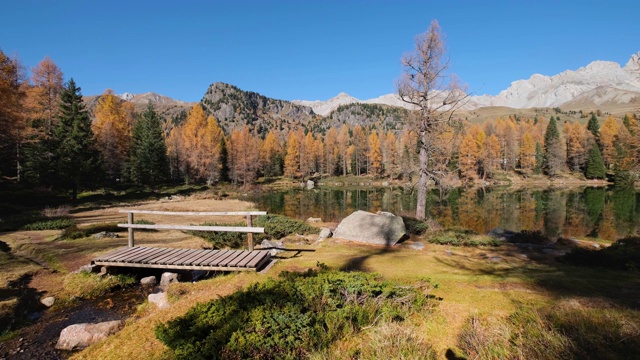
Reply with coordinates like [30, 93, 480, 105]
[244, 185, 640, 241]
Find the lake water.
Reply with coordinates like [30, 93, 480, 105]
[245, 186, 640, 241]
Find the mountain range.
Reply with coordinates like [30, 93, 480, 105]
[89, 52, 639, 125]
[292, 52, 640, 115]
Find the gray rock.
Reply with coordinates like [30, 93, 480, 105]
[488, 256, 503, 262]
[306, 217, 322, 223]
[160, 272, 179, 289]
[306, 180, 315, 189]
[74, 264, 95, 274]
[55, 320, 123, 351]
[318, 228, 332, 241]
[261, 239, 285, 255]
[487, 228, 515, 242]
[382, 181, 390, 187]
[41, 296, 55, 307]
[148, 291, 170, 309]
[407, 242, 425, 250]
[93, 231, 119, 239]
[592, 243, 600, 249]
[333, 210, 406, 246]
[140, 276, 157, 287]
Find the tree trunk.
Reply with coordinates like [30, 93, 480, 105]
[416, 142, 428, 220]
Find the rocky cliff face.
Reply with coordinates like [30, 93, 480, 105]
[200, 82, 316, 134]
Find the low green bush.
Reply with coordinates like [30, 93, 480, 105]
[426, 229, 502, 247]
[401, 216, 428, 235]
[58, 222, 122, 240]
[559, 237, 640, 272]
[155, 267, 436, 360]
[189, 214, 320, 249]
[21, 217, 75, 231]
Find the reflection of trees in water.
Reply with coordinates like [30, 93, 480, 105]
[249, 186, 639, 240]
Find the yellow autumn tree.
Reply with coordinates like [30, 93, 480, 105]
[337, 125, 350, 176]
[228, 126, 259, 185]
[260, 130, 283, 177]
[520, 131, 536, 173]
[324, 127, 338, 175]
[599, 116, 619, 169]
[458, 133, 479, 180]
[483, 134, 501, 178]
[284, 132, 300, 179]
[92, 89, 131, 179]
[367, 130, 383, 176]
[166, 125, 185, 180]
[301, 131, 317, 178]
[180, 104, 208, 181]
[201, 115, 224, 184]
[383, 131, 398, 178]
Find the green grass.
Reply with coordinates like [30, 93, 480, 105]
[63, 272, 136, 299]
[426, 228, 502, 247]
[21, 217, 75, 231]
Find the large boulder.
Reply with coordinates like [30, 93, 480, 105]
[55, 320, 123, 350]
[333, 210, 406, 246]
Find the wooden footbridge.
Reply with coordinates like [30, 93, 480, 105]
[91, 210, 271, 272]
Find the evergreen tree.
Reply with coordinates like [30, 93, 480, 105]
[543, 116, 563, 176]
[534, 142, 544, 175]
[53, 79, 99, 200]
[587, 113, 599, 138]
[585, 145, 606, 179]
[130, 103, 169, 187]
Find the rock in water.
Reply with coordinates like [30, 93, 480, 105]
[333, 210, 406, 246]
[55, 320, 123, 350]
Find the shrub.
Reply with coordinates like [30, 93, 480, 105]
[58, 222, 122, 240]
[559, 237, 640, 271]
[426, 229, 502, 247]
[510, 230, 553, 245]
[189, 214, 320, 249]
[155, 267, 436, 359]
[41, 205, 72, 218]
[401, 216, 428, 235]
[22, 217, 75, 231]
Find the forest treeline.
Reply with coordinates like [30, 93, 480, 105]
[2, 53, 639, 198]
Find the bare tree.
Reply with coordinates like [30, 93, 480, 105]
[398, 20, 468, 220]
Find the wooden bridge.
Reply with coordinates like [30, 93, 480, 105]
[91, 210, 271, 272]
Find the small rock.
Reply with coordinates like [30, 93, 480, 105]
[55, 320, 123, 351]
[382, 181, 390, 187]
[318, 228, 332, 241]
[306, 217, 322, 223]
[148, 291, 170, 309]
[74, 264, 95, 274]
[140, 276, 157, 287]
[93, 231, 119, 239]
[306, 180, 315, 189]
[407, 242, 425, 250]
[159, 272, 179, 289]
[592, 243, 600, 249]
[41, 296, 55, 307]
[261, 239, 285, 255]
[445, 250, 453, 256]
[488, 256, 503, 262]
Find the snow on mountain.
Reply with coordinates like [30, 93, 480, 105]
[295, 52, 640, 114]
[116, 92, 190, 105]
[293, 92, 361, 116]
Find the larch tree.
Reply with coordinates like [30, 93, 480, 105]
[130, 103, 169, 186]
[284, 132, 301, 179]
[28, 56, 64, 133]
[367, 130, 383, 176]
[458, 133, 479, 180]
[180, 104, 208, 181]
[228, 126, 259, 185]
[92, 89, 131, 180]
[336, 125, 350, 176]
[398, 20, 468, 220]
[260, 130, 283, 177]
[53, 79, 99, 200]
[519, 131, 536, 173]
[383, 131, 398, 178]
[0, 50, 25, 180]
[324, 127, 339, 175]
[599, 116, 619, 169]
[351, 125, 367, 176]
[201, 115, 225, 184]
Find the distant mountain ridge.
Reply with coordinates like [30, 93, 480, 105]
[294, 52, 640, 115]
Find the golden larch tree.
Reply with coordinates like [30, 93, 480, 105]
[92, 89, 131, 179]
[228, 126, 259, 185]
[367, 130, 383, 175]
[284, 132, 301, 179]
[599, 116, 619, 169]
[260, 130, 283, 177]
[519, 131, 537, 172]
[458, 133, 479, 180]
[336, 125, 350, 176]
[324, 127, 338, 175]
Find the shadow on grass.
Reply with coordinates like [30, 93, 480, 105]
[0, 273, 46, 335]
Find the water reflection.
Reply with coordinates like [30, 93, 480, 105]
[246, 187, 640, 240]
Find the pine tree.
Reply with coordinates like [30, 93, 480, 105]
[587, 112, 599, 138]
[585, 145, 606, 179]
[130, 103, 169, 187]
[543, 116, 564, 176]
[534, 142, 544, 175]
[53, 79, 99, 200]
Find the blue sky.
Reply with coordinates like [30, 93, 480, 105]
[2, 0, 638, 102]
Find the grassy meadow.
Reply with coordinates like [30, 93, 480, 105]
[0, 190, 638, 359]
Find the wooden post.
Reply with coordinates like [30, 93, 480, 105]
[246, 215, 253, 251]
[128, 212, 134, 247]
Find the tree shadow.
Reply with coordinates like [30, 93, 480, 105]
[0, 273, 46, 334]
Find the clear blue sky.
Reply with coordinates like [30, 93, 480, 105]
[2, 0, 638, 102]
